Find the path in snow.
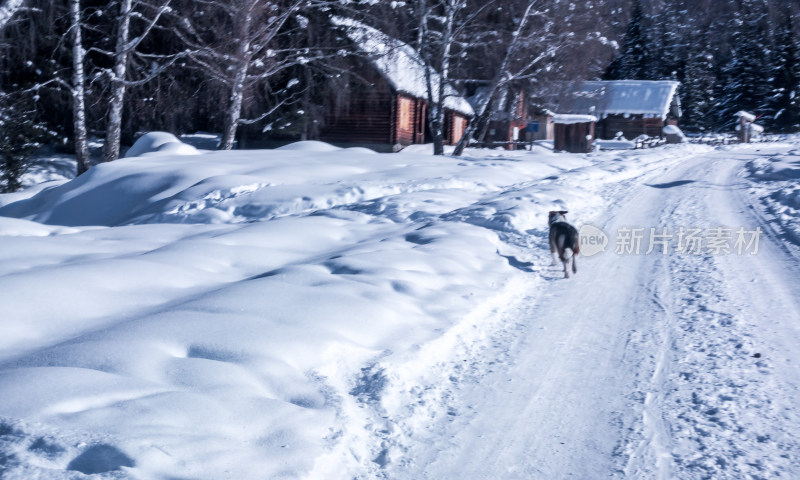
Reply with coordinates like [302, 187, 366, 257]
[377, 146, 800, 479]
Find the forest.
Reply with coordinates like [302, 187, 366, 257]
[0, 0, 799, 191]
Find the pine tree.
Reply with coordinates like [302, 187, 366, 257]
[680, 32, 719, 131]
[714, 0, 772, 129]
[0, 93, 52, 192]
[769, 13, 800, 132]
[604, 0, 651, 80]
[651, 0, 690, 81]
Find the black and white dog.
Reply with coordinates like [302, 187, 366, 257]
[548, 211, 580, 278]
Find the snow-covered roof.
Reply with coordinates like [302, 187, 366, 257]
[736, 111, 757, 122]
[559, 80, 680, 120]
[552, 114, 597, 124]
[332, 17, 474, 117]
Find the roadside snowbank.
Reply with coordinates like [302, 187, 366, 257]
[746, 144, 800, 247]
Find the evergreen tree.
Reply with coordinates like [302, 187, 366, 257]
[714, 0, 772, 129]
[0, 93, 52, 192]
[604, 0, 651, 80]
[651, 0, 691, 81]
[680, 31, 719, 131]
[769, 13, 800, 132]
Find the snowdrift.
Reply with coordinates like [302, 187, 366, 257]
[746, 145, 800, 248]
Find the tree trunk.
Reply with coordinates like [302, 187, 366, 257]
[103, 0, 132, 162]
[429, 104, 444, 155]
[219, 8, 253, 151]
[430, 1, 456, 156]
[219, 64, 247, 150]
[453, 80, 503, 156]
[70, 0, 91, 175]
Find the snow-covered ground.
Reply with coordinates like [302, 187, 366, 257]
[0, 138, 799, 479]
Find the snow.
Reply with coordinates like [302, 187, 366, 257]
[0, 0, 24, 31]
[560, 80, 680, 119]
[124, 132, 201, 158]
[663, 124, 687, 143]
[736, 110, 757, 122]
[746, 142, 800, 248]
[275, 140, 343, 152]
[552, 114, 597, 124]
[1, 138, 800, 479]
[332, 17, 474, 117]
[734, 123, 764, 135]
[596, 139, 636, 150]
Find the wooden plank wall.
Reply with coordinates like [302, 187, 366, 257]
[554, 122, 594, 153]
[598, 115, 664, 139]
[449, 113, 469, 146]
[319, 90, 394, 145]
[396, 95, 426, 146]
[442, 111, 469, 145]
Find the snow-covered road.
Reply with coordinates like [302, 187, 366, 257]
[379, 146, 800, 479]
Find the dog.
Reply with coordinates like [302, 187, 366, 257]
[548, 210, 580, 278]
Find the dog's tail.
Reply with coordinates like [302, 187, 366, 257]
[557, 234, 574, 262]
[557, 233, 580, 274]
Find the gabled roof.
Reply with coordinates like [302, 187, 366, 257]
[559, 80, 680, 120]
[332, 17, 474, 117]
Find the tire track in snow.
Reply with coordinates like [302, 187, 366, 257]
[629, 271, 675, 480]
[628, 153, 800, 479]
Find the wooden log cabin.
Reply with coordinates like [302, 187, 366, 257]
[557, 80, 682, 140]
[323, 17, 474, 152]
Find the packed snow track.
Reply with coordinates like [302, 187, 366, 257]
[370, 145, 800, 480]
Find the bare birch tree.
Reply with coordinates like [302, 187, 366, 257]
[412, 0, 484, 155]
[177, 0, 322, 150]
[99, 0, 172, 162]
[451, 0, 547, 156]
[69, 0, 90, 174]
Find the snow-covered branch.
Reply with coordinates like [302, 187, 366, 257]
[0, 0, 25, 32]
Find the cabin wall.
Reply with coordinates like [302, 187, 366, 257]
[445, 111, 469, 146]
[315, 59, 472, 150]
[554, 122, 594, 153]
[319, 89, 394, 145]
[481, 89, 529, 148]
[483, 119, 527, 148]
[597, 115, 664, 140]
[318, 64, 395, 146]
[527, 115, 554, 141]
[395, 95, 427, 147]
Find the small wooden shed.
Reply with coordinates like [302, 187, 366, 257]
[553, 114, 596, 153]
[322, 17, 474, 152]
